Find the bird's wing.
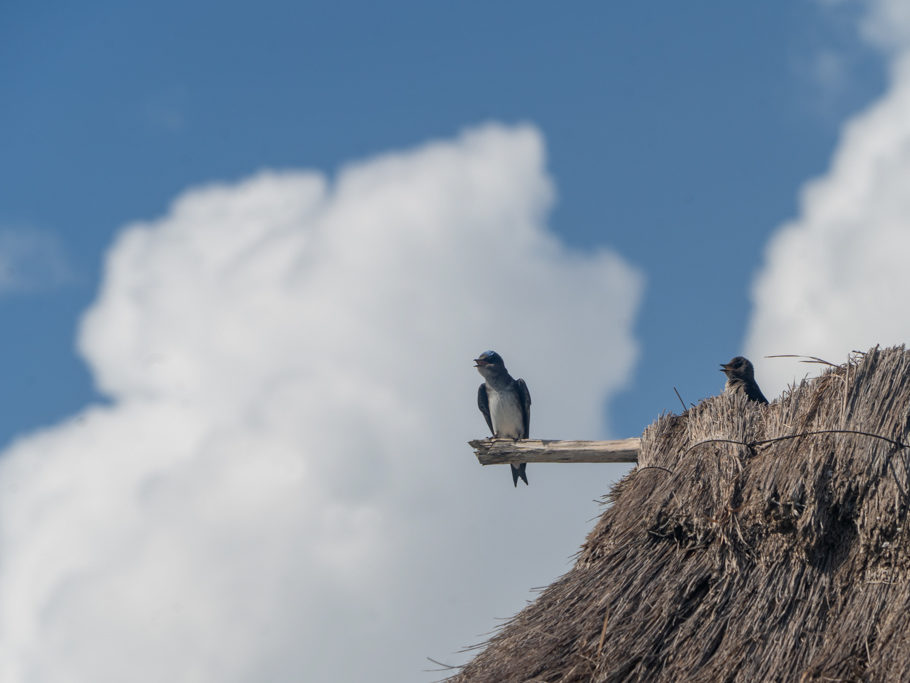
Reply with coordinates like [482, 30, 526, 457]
[477, 384, 494, 435]
[749, 382, 769, 405]
[516, 378, 531, 438]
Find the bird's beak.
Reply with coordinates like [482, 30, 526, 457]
[474, 358, 487, 367]
[719, 363, 729, 372]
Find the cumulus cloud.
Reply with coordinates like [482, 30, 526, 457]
[860, 0, 910, 52]
[746, 1, 910, 395]
[0, 124, 643, 682]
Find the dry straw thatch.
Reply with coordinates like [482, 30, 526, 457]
[451, 346, 910, 682]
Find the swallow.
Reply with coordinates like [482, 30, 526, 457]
[720, 356, 768, 404]
[475, 350, 532, 486]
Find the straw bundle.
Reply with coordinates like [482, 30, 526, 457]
[452, 346, 910, 682]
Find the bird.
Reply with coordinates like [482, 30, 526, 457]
[720, 356, 768, 404]
[474, 350, 532, 487]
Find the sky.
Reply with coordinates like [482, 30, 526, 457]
[1, 1, 909, 681]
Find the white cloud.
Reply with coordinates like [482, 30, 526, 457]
[0, 229, 71, 293]
[860, 0, 910, 53]
[746, 0, 910, 395]
[0, 124, 643, 682]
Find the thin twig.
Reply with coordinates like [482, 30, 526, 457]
[597, 608, 610, 656]
[752, 429, 907, 451]
[842, 359, 850, 426]
[765, 354, 839, 367]
[635, 465, 674, 475]
[684, 430, 908, 456]
[425, 657, 462, 672]
[673, 387, 687, 412]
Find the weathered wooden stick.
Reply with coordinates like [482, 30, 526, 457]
[469, 438, 641, 465]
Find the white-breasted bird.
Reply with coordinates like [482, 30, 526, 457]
[475, 350, 532, 486]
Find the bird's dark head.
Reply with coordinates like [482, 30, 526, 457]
[720, 356, 755, 381]
[474, 350, 506, 377]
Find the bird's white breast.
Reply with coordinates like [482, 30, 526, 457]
[488, 388, 524, 439]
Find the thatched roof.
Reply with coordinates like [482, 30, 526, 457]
[452, 346, 910, 682]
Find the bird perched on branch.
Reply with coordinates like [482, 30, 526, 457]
[474, 350, 532, 486]
[720, 356, 768, 404]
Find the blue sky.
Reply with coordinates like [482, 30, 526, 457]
[0, 1, 885, 445]
[3, 2, 910, 681]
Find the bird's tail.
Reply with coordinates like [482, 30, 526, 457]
[511, 463, 528, 487]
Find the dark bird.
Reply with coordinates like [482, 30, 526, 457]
[720, 356, 768, 404]
[474, 350, 532, 487]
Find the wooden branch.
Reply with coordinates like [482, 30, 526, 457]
[469, 438, 641, 465]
